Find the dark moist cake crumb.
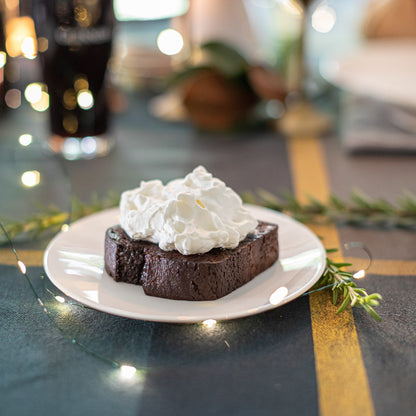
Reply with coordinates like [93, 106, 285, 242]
[104, 222, 279, 301]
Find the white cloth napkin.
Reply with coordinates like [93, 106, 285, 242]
[340, 95, 416, 153]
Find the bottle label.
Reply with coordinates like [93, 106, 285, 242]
[54, 26, 112, 46]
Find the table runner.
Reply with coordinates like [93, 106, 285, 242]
[1, 103, 416, 415]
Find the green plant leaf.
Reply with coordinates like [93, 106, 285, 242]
[201, 41, 249, 78]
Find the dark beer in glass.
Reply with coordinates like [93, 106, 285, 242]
[33, 0, 115, 159]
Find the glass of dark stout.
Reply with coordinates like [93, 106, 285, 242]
[33, 0, 115, 160]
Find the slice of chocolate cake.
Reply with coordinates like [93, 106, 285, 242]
[104, 222, 278, 301]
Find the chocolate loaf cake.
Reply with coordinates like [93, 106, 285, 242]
[105, 222, 278, 301]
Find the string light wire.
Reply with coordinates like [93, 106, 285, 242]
[0, 221, 129, 372]
[1, 219, 375, 371]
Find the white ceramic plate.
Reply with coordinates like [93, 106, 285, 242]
[43, 205, 326, 323]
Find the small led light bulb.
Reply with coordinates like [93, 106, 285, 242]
[17, 260, 27, 274]
[61, 224, 70, 232]
[202, 319, 217, 328]
[353, 269, 366, 279]
[120, 365, 137, 379]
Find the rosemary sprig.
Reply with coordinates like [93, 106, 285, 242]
[4, 188, 416, 243]
[0, 192, 119, 243]
[243, 188, 416, 228]
[314, 248, 382, 321]
[0, 191, 384, 320]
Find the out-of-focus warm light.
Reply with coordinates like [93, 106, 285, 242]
[5, 88, 21, 109]
[63, 114, 78, 134]
[74, 5, 91, 27]
[157, 29, 184, 56]
[18, 134, 33, 146]
[21, 36, 36, 59]
[312, 4, 336, 33]
[269, 286, 289, 305]
[5, 17, 38, 58]
[5, 0, 19, 10]
[37, 37, 49, 52]
[120, 365, 137, 379]
[21, 170, 40, 187]
[353, 269, 366, 279]
[63, 89, 77, 110]
[202, 319, 217, 328]
[61, 224, 70, 232]
[77, 89, 94, 110]
[74, 76, 89, 91]
[24, 83, 43, 103]
[280, 0, 303, 16]
[30, 91, 49, 112]
[25, 82, 48, 110]
[0, 52, 6, 68]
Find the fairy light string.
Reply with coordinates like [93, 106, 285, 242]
[1, 217, 378, 373]
[0, 221, 136, 377]
[3, 147, 380, 372]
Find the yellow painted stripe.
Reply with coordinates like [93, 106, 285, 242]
[286, 136, 330, 205]
[344, 257, 416, 276]
[287, 135, 375, 416]
[0, 249, 44, 266]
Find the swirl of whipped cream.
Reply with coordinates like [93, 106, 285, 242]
[119, 166, 258, 255]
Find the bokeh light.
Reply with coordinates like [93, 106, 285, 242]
[63, 114, 78, 134]
[157, 29, 184, 56]
[279, 0, 303, 16]
[74, 76, 89, 92]
[5, 88, 21, 109]
[21, 36, 36, 59]
[63, 89, 77, 110]
[62, 137, 81, 160]
[37, 37, 48, 52]
[120, 365, 137, 380]
[30, 91, 49, 112]
[24, 83, 43, 103]
[18, 134, 33, 146]
[21, 170, 40, 187]
[77, 90, 94, 110]
[312, 4, 336, 33]
[81, 136, 98, 154]
[5, 16, 38, 58]
[0, 51, 6, 68]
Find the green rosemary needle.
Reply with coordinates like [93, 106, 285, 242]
[0, 192, 119, 243]
[1, 191, 384, 320]
[313, 249, 382, 321]
[243, 188, 416, 228]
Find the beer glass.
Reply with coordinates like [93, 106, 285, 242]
[33, 0, 115, 160]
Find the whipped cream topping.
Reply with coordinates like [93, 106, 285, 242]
[119, 166, 258, 255]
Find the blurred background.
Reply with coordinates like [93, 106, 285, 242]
[1, 0, 415, 156]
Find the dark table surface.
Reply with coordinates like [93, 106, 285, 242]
[1, 74, 416, 416]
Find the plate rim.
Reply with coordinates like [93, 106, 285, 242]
[43, 205, 326, 323]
